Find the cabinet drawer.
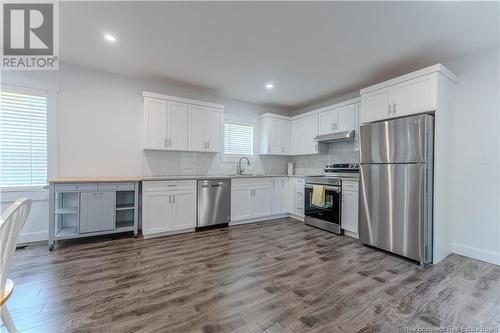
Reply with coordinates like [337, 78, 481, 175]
[54, 183, 98, 192]
[98, 183, 135, 191]
[342, 181, 359, 192]
[143, 180, 196, 192]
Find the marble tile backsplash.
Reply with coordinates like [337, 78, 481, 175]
[143, 142, 358, 177]
[291, 141, 360, 175]
[142, 150, 289, 176]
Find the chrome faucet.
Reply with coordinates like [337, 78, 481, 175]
[237, 157, 251, 175]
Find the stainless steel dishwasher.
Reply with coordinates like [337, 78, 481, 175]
[197, 179, 231, 228]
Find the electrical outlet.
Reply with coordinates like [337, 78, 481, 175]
[480, 154, 489, 164]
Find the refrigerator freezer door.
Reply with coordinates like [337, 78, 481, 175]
[359, 163, 431, 264]
[359, 114, 433, 163]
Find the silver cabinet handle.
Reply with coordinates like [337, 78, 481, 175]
[168, 195, 171, 203]
[173, 194, 175, 203]
[388, 104, 392, 114]
[392, 103, 397, 113]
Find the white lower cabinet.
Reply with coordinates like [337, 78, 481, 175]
[341, 180, 359, 237]
[142, 180, 196, 238]
[271, 177, 289, 215]
[231, 178, 272, 222]
[287, 177, 304, 218]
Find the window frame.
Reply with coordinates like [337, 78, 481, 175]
[221, 117, 256, 163]
[0, 84, 57, 191]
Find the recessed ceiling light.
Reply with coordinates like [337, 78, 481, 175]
[103, 34, 117, 43]
[266, 83, 274, 90]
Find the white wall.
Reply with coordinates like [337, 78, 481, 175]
[445, 48, 500, 264]
[1, 63, 290, 242]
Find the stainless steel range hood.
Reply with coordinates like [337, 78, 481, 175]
[314, 130, 355, 143]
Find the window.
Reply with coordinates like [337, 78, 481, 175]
[0, 88, 48, 188]
[224, 121, 254, 156]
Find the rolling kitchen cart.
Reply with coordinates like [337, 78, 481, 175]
[48, 179, 140, 251]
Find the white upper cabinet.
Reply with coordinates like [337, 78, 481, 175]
[204, 108, 222, 152]
[291, 114, 319, 155]
[143, 92, 223, 153]
[359, 65, 455, 124]
[144, 98, 168, 150]
[318, 104, 355, 135]
[168, 102, 188, 150]
[187, 105, 205, 151]
[188, 105, 222, 152]
[259, 116, 290, 155]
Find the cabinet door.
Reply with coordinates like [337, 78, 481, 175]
[318, 109, 337, 135]
[342, 190, 358, 234]
[145, 98, 168, 149]
[279, 178, 289, 214]
[301, 115, 319, 154]
[269, 118, 282, 154]
[288, 178, 296, 215]
[231, 187, 253, 221]
[204, 108, 221, 152]
[171, 190, 196, 230]
[391, 74, 437, 117]
[79, 191, 115, 233]
[252, 186, 272, 218]
[335, 104, 355, 133]
[188, 105, 205, 151]
[271, 179, 281, 215]
[168, 102, 188, 151]
[280, 120, 291, 155]
[142, 191, 173, 234]
[259, 117, 271, 154]
[291, 119, 302, 155]
[361, 89, 390, 123]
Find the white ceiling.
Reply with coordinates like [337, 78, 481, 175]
[60, 2, 499, 109]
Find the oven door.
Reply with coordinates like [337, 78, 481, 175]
[304, 184, 342, 233]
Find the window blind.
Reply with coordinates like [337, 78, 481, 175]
[224, 122, 254, 155]
[0, 89, 48, 188]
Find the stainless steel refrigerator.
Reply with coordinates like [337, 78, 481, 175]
[359, 114, 434, 265]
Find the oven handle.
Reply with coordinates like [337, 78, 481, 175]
[305, 184, 341, 192]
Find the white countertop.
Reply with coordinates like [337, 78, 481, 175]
[50, 174, 309, 183]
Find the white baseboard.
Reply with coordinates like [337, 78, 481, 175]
[19, 231, 48, 244]
[230, 214, 290, 226]
[288, 214, 304, 222]
[344, 230, 359, 239]
[142, 228, 195, 239]
[452, 243, 500, 265]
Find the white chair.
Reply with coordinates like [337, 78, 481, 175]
[0, 198, 32, 333]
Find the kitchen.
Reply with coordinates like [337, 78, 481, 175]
[1, 2, 499, 332]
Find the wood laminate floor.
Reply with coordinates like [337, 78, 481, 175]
[5, 218, 500, 332]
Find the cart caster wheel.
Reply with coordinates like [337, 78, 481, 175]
[49, 244, 54, 251]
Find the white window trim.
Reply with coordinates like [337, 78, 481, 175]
[0, 84, 58, 194]
[221, 117, 256, 163]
